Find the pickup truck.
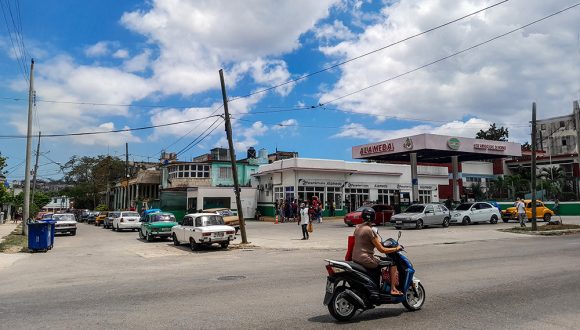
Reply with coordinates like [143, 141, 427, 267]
[171, 213, 236, 251]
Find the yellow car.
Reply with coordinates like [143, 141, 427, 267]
[94, 211, 109, 226]
[501, 200, 554, 222]
[203, 208, 240, 233]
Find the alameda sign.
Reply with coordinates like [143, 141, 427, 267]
[359, 143, 394, 156]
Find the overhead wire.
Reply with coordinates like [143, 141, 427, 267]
[175, 116, 224, 157]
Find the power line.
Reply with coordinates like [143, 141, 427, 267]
[317, 2, 580, 107]
[0, 114, 221, 139]
[0, 96, 218, 110]
[227, 0, 510, 103]
[176, 117, 224, 157]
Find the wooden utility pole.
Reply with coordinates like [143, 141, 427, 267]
[31, 131, 41, 207]
[219, 69, 248, 244]
[531, 103, 538, 231]
[22, 59, 34, 235]
[125, 142, 129, 210]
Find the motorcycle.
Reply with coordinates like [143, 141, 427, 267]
[323, 231, 425, 321]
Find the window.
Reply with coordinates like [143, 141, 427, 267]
[194, 217, 203, 227]
[541, 124, 546, 130]
[478, 203, 492, 209]
[562, 138, 567, 146]
[377, 189, 399, 206]
[425, 205, 434, 213]
[418, 190, 432, 204]
[183, 217, 193, 226]
[560, 121, 565, 128]
[274, 186, 284, 202]
[219, 167, 232, 179]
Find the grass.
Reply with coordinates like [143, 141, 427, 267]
[0, 225, 28, 253]
[500, 223, 580, 236]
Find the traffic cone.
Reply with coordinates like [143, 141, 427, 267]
[275, 215, 279, 224]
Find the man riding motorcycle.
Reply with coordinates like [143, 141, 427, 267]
[352, 207, 403, 296]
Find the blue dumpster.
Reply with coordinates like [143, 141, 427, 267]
[28, 221, 53, 252]
[39, 219, 56, 249]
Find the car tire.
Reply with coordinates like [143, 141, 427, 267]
[139, 229, 145, 239]
[347, 224, 354, 227]
[502, 218, 509, 223]
[189, 238, 198, 251]
[220, 242, 229, 249]
[395, 226, 402, 230]
[415, 220, 424, 230]
[146, 232, 153, 242]
[172, 233, 180, 246]
[112, 224, 116, 231]
[462, 216, 470, 225]
[116, 224, 121, 232]
[442, 217, 450, 228]
[544, 213, 551, 222]
[490, 215, 498, 224]
[70, 230, 76, 236]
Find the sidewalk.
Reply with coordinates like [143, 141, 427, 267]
[0, 221, 18, 244]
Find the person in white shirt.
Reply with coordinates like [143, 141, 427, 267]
[298, 202, 310, 240]
[515, 198, 527, 227]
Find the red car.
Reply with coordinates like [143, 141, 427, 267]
[344, 205, 395, 227]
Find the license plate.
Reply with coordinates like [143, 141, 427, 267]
[326, 280, 334, 293]
[214, 232, 224, 238]
[396, 221, 402, 224]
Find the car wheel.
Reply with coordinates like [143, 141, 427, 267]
[172, 233, 180, 246]
[112, 224, 116, 231]
[502, 218, 509, 223]
[490, 215, 498, 224]
[70, 230, 76, 236]
[146, 232, 153, 242]
[189, 238, 198, 251]
[220, 242, 229, 249]
[544, 213, 551, 222]
[139, 229, 145, 239]
[395, 226, 402, 230]
[347, 224, 354, 227]
[462, 216, 470, 225]
[442, 217, 450, 228]
[415, 219, 423, 230]
[116, 224, 121, 232]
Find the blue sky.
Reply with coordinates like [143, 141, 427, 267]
[1, 0, 579, 182]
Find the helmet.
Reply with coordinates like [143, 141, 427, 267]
[360, 207, 375, 223]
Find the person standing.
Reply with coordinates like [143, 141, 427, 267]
[291, 199, 298, 222]
[299, 202, 310, 240]
[516, 198, 526, 227]
[329, 200, 335, 217]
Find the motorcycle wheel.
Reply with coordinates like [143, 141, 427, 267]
[328, 287, 358, 322]
[403, 282, 425, 311]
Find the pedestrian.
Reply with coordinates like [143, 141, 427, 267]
[515, 198, 526, 227]
[552, 199, 562, 224]
[279, 199, 286, 223]
[291, 199, 298, 222]
[312, 196, 322, 223]
[299, 202, 310, 240]
[329, 200, 335, 217]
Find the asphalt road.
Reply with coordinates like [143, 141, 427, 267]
[0, 222, 579, 329]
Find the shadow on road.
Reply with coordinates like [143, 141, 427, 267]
[308, 307, 405, 324]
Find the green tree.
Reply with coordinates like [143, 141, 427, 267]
[476, 123, 509, 141]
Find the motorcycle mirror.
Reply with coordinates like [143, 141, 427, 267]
[397, 231, 402, 241]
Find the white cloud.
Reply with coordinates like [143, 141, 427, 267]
[85, 41, 111, 57]
[272, 119, 299, 135]
[113, 49, 129, 59]
[72, 122, 141, 146]
[314, 20, 355, 44]
[319, 0, 580, 127]
[123, 49, 151, 72]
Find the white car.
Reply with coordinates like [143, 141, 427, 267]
[51, 213, 78, 236]
[171, 213, 236, 251]
[112, 211, 141, 231]
[450, 202, 501, 225]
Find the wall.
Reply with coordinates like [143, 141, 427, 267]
[187, 187, 257, 219]
[211, 162, 258, 186]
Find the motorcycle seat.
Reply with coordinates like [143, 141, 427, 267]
[346, 261, 373, 274]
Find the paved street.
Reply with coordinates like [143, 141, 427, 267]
[1, 220, 579, 329]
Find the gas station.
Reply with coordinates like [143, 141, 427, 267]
[352, 134, 522, 203]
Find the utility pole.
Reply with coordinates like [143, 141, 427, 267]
[574, 100, 580, 199]
[31, 131, 41, 207]
[22, 59, 34, 235]
[219, 69, 248, 244]
[531, 103, 538, 231]
[125, 142, 129, 210]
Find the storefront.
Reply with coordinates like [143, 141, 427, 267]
[253, 158, 448, 217]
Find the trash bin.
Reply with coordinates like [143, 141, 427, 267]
[42, 220, 56, 249]
[27, 221, 53, 252]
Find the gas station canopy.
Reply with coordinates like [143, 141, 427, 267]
[352, 134, 522, 163]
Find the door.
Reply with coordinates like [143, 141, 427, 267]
[478, 203, 493, 222]
[423, 205, 436, 225]
[178, 217, 192, 242]
[141, 215, 149, 236]
[472, 203, 485, 222]
[431, 205, 444, 225]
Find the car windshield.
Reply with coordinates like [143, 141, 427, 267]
[53, 214, 75, 221]
[201, 215, 225, 226]
[122, 212, 139, 217]
[455, 203, 473, 211]
[355, 206, 373, 212]
[216, 210, 234, 216]
[152, 214, 176, 222]
[405, 205, 425, 213]
[41, 214, 53, 219]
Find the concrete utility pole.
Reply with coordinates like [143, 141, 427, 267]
[574, 100, 580, 199]
[31, 131, 41, 207]
[219, 69, 248, 244]
[22, 59, 34, 235]
[125, 142, 129, 210]
[531, 103, 538, 231]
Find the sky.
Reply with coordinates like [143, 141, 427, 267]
[0, 0, 579, 182]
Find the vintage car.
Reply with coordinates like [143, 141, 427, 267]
[171, 213, 236, 251]
[85, 211, 99, 224]
[203, 208, 239, 233]
[93, 211, 109, 226]
[390, 203, 450, 229]
[450, 202, 501, 225]
[112, 211, 141, 231]
[344, 204, 394, 227]
[139, 212, 178, 241]
[51, 213, 78, 236]
[501, 200, 554, 222]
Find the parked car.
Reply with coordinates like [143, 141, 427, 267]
[94, 211, 109, 226]
[80, 210, 93, 223]
[140, 208, 162, 222]
[35, 212, 50, 220]
[203, 208, 239, 233]
[39, 213, 53, 220]
[51, 213, 78, 236]
[344, 204, 394, 227]
[172, 213, 236, 251]
[390, 203, 450, 229]
[103, 211, 119, 229]
[501, 200, 554, 222]
[450, 202, 501, 225]
[139, 212, 178, 241]
[112, 211, 141, 231]
[86, 211, 99, 224]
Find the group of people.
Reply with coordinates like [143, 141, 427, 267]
[276, 196, 326, 224]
